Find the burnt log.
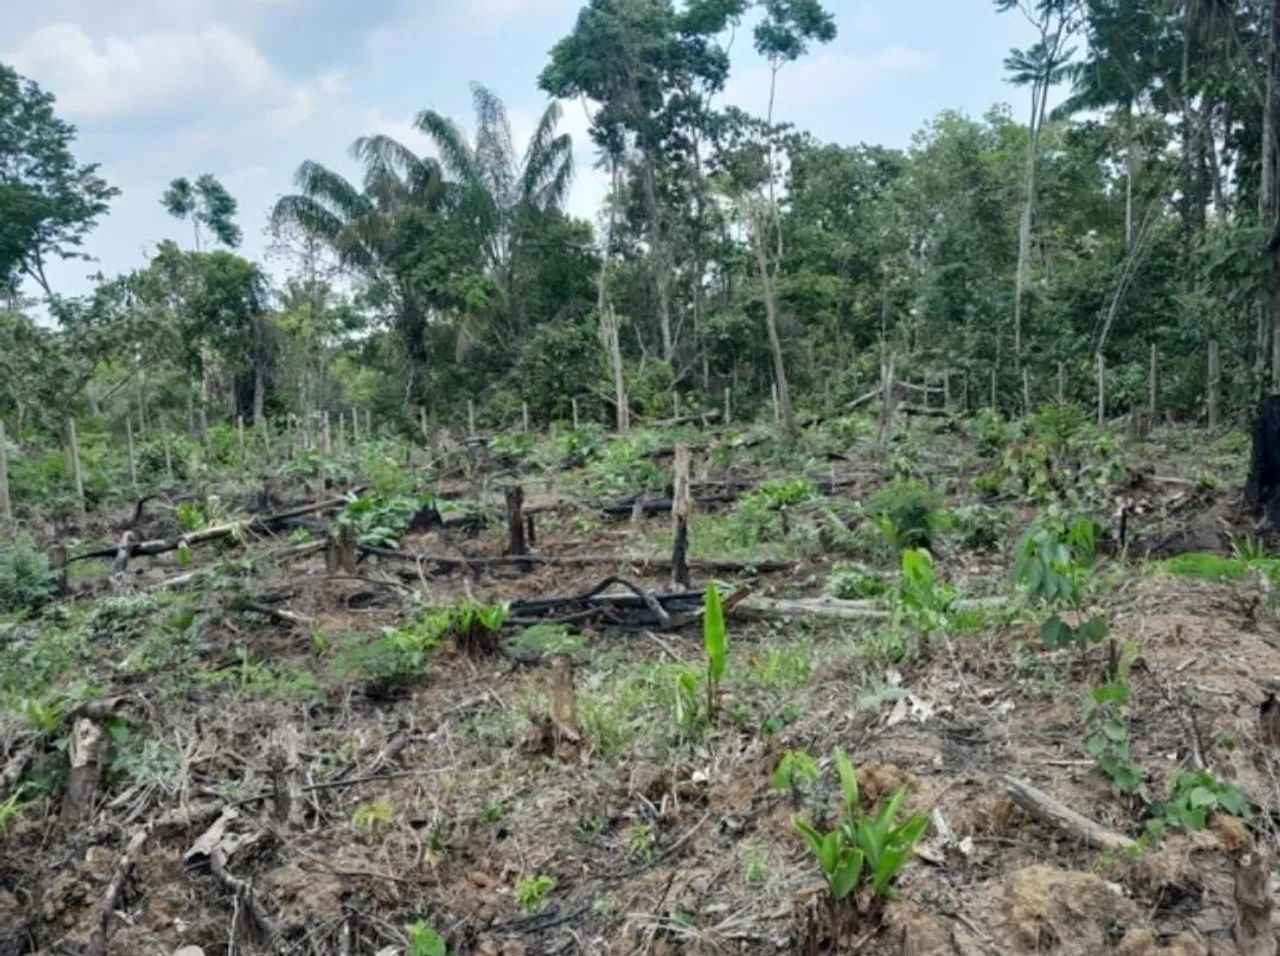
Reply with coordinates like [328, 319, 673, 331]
[1246, 396, 1280, 528]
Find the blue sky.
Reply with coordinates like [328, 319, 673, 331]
[2, 1, 1046, 298]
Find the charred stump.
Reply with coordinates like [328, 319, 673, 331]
[1246, 396, 1280, 528]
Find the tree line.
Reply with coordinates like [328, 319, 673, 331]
[3, 0, 1280, 442]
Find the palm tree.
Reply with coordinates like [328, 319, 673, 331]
[272, 85, 573, 390]
[415, 83, 574, 338]
[271, 135, 445, 389]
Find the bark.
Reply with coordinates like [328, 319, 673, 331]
[1269, 0, 1280, 389]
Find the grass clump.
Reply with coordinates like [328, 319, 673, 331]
[865, 480, 940, 551]
[0, 537, 58, 615]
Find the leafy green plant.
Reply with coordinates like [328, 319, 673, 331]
[773, 749, 821, 794]
[625, 821, 655, 860]
[865, 481, 940, 551]
[516, 874, 556, 913]
[338, 493, 434, 548]
[792, 750, 928, 901]
[1012, 518, 1108, 651]
[0, 537, 57, 615]
[825, 563, 890, 600]
[732, 478, 820, 545]
[947, 504, 1011, 551]
[1149, 770, 1250, 835]
[672, 582, 729, 731]
[1083, 681, 1141, 795]
[405, 922, 448, 956]
[890, 549, 955, 635]
[352, 800, 395, 841]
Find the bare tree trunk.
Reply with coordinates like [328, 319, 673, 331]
[1124, 101, 1136, 250]
[1268, 0, 1280, 389]
[639, 160, 674, 364]
[752, 213, 794, 436]
[601, 159, 629, 431]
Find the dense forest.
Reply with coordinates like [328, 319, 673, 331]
[3, 0, 1278, 454]
[8, 2, 1280, 954]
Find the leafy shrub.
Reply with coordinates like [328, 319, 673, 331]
[890, 549, 955, 635]
[1012, 517, 1107, 650]
[506, 624, 584, 660]
[1084, 681, 1140, 794]
[338, 493, 435, 548]
[405, 922, 449, 956]
[516, 874, 557, 913]
[825, 562, 891, 600]
[948, 504, 1010, 551]
[0, 538, 57, 615]
[793, 750, 928, 901]
[971, 409, 1012, 458]
[865, 481, 940, 550]
[1149, 770, 1250, 834]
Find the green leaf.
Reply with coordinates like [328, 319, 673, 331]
[834, 749, 858, 814]
[819, 830, 841, 875]
[1188, 787, 1217, 809]
[703, 582, 727, 682]
[792, 816, 825, 857]
[1077, 616, 1108, 643]
[829, 850, 864, 900]
[1104, 719, 1127, 743]
[1040, 615, 1073, 648]
[1090, 681, 1129, 706]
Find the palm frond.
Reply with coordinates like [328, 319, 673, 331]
[471, 82, 517, 210]
[415, 109, 481, 187]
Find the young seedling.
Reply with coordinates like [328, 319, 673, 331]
[516, 874, 557, 913]
[792, 750, 928, 904]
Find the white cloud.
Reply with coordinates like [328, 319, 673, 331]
[6, 21, 275, 119]
[269, 70, 349, 131]
[726, 45, 937, 121]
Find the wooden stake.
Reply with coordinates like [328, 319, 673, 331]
[350, 407, 358, 443]
[258, 418, 272, 462]
[1057, 361, 1065, 404]
[1022, 367, 1031, 415]
[0, 420, 11, 526]
[989, 366, 997, 411]
[125, 416, 138, 490]
[322, 412, 332, 454]
[364, 408, 371, 438]
[522, 402, 530, 434]
[419, 407, 429, 446]
[198, 406, 209, 449]
[163, 430, 174, 480]
[1148, 342, 1158, 416]
[468, 400, 476, 438]
[571, 397, 580, 430]
[770, 383, 780, 424]
[1208, 340, 1221, 429]
[673, 391, 681, 421]
[942, 370, 952, 412]
[505, 485, 530, 572]
[671, 443, 691, 589]
[237, 416, 247, 468]
[68, 418, 85, 515]
[1096, 353, 1106, 425]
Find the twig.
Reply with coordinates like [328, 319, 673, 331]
[1001, 775, 1135, 852]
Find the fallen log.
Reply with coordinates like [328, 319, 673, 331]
[1001, 774, 1135, 852]
[69, 494, 361, 564]
[357, 545, 795, 575]
[507, 576, 704, 630]
[733, 594, 1002, 624]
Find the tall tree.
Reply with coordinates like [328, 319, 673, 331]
[997, 0, 1078, 370]
[751, 0, 836, 435]
[0, 64, 117, 298]
[541, 0, 743, 367]
[161, 174, 243, 250]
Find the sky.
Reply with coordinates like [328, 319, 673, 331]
[2, 0, 1047, 299]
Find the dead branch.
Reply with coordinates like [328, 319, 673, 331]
[1001, 775, 1135, 852]
[210, 842, 281, 945]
